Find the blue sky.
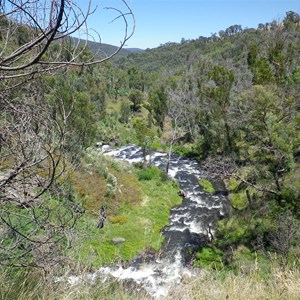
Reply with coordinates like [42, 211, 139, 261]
[78, 0, 300, 49]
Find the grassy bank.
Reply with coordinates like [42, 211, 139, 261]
[67, 152, 182, 268]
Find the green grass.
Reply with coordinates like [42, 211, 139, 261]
[69, 168, 182, 268]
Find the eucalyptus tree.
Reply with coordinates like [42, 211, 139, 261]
[207, 64, 235, 153]
[129, 88, 144, 112]
[235, 85, 300, 199]
[148, 86, 168, 130]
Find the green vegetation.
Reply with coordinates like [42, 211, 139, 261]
[1, 4, 300, 299]
[230, 191, 249, 210]
[194, 247, 223, 270]
[68, 159, 182, 268]
[199, 179, 215, 194]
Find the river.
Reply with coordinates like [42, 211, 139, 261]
[67, 145, 229, 298]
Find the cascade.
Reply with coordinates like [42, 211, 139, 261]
[65, 145, 229, 298]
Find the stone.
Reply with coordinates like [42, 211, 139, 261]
[112, 237, 126, 244]
[178, 189, 187, 197]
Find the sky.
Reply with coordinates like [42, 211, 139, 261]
[77, 0, 300, 49]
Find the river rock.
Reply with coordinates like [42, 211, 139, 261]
[178, 189, 187, 197]
[112, 237, 126, 244]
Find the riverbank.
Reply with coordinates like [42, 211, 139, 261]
[66, 149, 182, 268]
[2, 264, 299, 300]
[58, 145, 230, 298]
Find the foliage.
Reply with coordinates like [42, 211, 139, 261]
[129, 88, 144, 111]
[230, 191, 249, 210]
[45, 73, 98, 150]
[119, 100, 132, 123]
[109, 215, 127, 224]
[137, 166, 166, 181]
[217, 217, 250, 247]
[199, 179, 215, 194]
[194, 247, 224, 270]
[148, 86, 168, 130]
[69, 158, 182, 267]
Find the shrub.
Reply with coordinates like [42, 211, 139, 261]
[109, 215, 127, 224]
[105, 173, 118, 198]
[137, 166, 161, 181]
[217, 216, 252, 247]
[194, 247, 224, 270]
[199, 179, 215, 193]
[230, 190, 249, 210]
[119, 101, 132, 124]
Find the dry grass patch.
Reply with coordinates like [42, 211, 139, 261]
[168, 267, 300, 300]
[71, 169, 106, 211]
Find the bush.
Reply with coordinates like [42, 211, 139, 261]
[199, 179, 215, 193]
[230, 190, 249, 210]
[119, 101, 132, 124]
[137, 166, 161, 181]
[109, 215, 127, 224]
[194, 247, 224, 270]
[217, 216, 252, 247]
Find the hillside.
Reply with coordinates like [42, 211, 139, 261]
[70, 36, 131, 58]
[71, 37, 144, 59]
[1, 4, 300, 300]
[113, 23, 299, 75]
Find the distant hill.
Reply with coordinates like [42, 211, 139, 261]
[70, 37, 144, 59]
[85, 39, 131, 58]
[70, 37, 138, 59]
[111, 28, 274, 73]
[125, 48, 144, 53]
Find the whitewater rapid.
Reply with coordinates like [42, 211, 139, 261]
[64, 145, 229, 298]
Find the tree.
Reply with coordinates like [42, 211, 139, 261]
[129, 88, 144, 112]
[119, 100, 132, 123]
[165, 89, 188, 174]
[148, 86, 168, 130]
[0, 0, 134, 268]
[132, 118, 154, 166]
[127, 66, 145, 91]
[247, 43, 258, 69]
[105, 68, 127, 100]
[283, 11, 300, 29]
[207, 65, 235, 153]
[235, 85, 300, 199]
[252, 57, 274, 84]
[225, 24, 242, 36]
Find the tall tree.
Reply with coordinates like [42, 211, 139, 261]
[148, 86, 168, 130]
[207, 65, 235, 153]
[235, 85, 300, 199]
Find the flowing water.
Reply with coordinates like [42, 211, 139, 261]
[66, 145, 229, 298]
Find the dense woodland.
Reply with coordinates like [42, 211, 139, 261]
[0, 1, 300, 298]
